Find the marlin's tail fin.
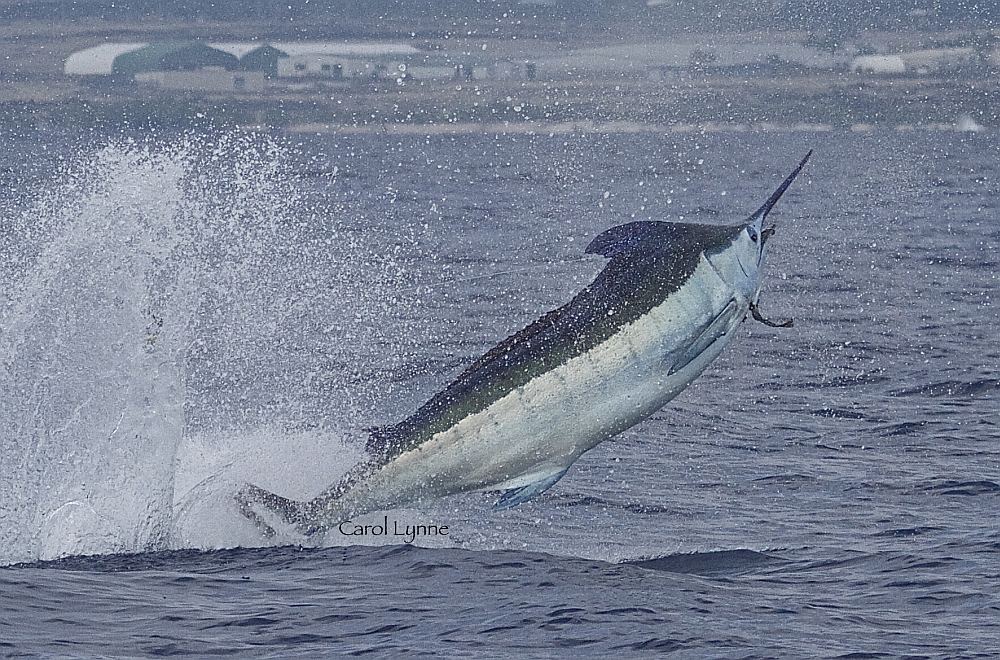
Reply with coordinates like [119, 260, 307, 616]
[236, 483, 315, 538]
[235, 455, 385, 538]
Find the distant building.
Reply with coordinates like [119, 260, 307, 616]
[400, 52, 483, 81]
[900, 48, 977, 74]
[850, 49, 979, 75]
[278, 55, 405, 81]
[214, 44, 289, 77]
[242, 46, 287, 76]
[403, 63, 455, 81]
[65, 43, 147, 75]
[112, 43, 239, 77]
[65, 41, 412, 80]
[64, 42, 239, 77]
[66, 40, 547, 87]
[135, 69, 265, 93]
[493, 60, 537, 81]
[271, 42, 423, 81]
[850, 55, 907, 74]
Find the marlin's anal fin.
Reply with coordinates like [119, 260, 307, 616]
[493, 467, 570, 510]
[749, 302, 794, 328]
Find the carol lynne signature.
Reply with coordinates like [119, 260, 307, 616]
[337, 516, 449, 544]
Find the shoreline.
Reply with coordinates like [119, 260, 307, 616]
[281, 119, 991, 135]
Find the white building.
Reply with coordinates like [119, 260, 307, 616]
[66, 41, 421, 78]
[278, 55, 407, 80]
[900, 48, 977, 74]
[272, 42, 421, 80]
[404, 64, 457, 81]
[493, 60, 537, 81]
[64, 43, 147, 75]
[851, 48, 980, 75]
[850, 55, 907, 74]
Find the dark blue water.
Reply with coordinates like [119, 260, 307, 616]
[1, 129, 998, 657]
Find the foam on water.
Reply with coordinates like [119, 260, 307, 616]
[0, 132, 415, 564]
[170, 427, 365, 550]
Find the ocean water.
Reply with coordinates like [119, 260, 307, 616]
[0, 128, 998, 657]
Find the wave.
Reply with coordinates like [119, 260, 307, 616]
[920, 480, 1000, 496]
[890, 378, 1000, 398]
[625, 549, 787, 575]
[5, 541, 997, 658]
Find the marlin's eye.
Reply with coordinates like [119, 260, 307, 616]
[747, 226, 758, 243]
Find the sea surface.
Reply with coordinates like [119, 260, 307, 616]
[0, 127, 997, 657]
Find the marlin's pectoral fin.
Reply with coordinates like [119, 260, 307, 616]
[667, 299, 739, 375]
[493, 467, 570, 510]
[749, 302, 793, 328]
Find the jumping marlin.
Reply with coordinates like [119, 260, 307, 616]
[238, 152, 811, 537]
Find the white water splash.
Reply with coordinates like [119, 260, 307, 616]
[0, 141, 198, 563]
[0, 132, 415, 564]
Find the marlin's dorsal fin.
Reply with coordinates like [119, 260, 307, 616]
[493, 467, 570, 510]
[586, 221, 665, 259]
[585, 221, 735, 261]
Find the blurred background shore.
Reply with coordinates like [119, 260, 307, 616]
[1, 1, 998, 132]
